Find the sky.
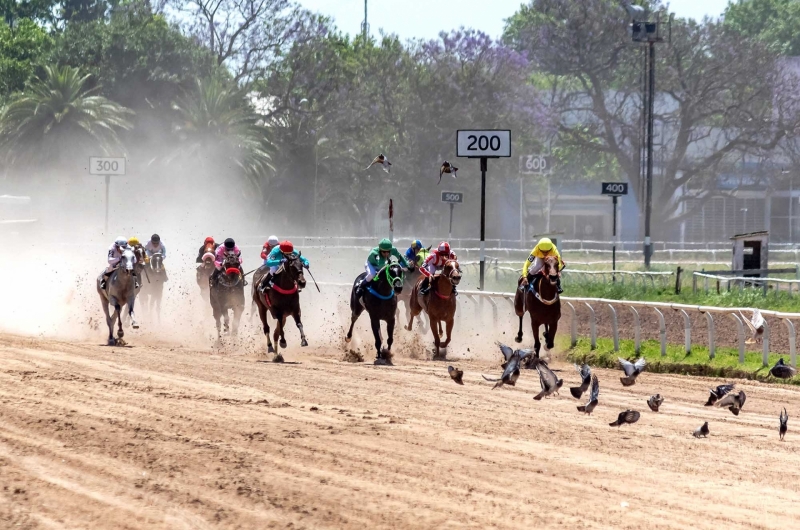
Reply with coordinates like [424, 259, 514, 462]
[298, 0, 733, 41]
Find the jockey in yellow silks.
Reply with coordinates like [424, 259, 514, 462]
[520, 237, 564, 294]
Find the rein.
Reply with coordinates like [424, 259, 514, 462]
[532, 275, 559, 305]
[365, 264, 401, 301]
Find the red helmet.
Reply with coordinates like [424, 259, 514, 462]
[204, 236, 215, 244]
[279, 240, 294, 253]
[437, 241, 451, 255]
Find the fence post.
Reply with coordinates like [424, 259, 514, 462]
[692, 272, 697, 294]
[678, 309, 691, 354]
[762, 319, 770, 367]
[653, 307, 666, 357]
[566, 302, 577, 348]
[584, 302, 596, 350]
[608, 304, 619, 352]
[629, 306, 641, 354]
[783, 319, 797, 368]
[729, 313, 745, 364]
[704, 312, 715, 360]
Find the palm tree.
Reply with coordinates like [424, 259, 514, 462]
[0, 65, 134, 166]
[170, 75, 274, 190]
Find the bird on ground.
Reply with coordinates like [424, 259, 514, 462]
[769, 358, 797, 379]
[609, 410, 640, 427]
[705, 384, 735, 406]
[647, 394, 664, 412]
[496, 342, 534, 369]
[438, 161, 458, 184]
[693, 421, 709, 438]
[533, 362, 563, 400]
[577, 374, 599, 414]
[740, 309, 765, 344]
[780, 408, 788, 441]
[570, 364, 592, 399]
[365, 153, 391, 173]
[716, 391, 747, 416]
[482, 344, 532, 389]
[448, 366, 464, 385]
[618, 357, 646, 386]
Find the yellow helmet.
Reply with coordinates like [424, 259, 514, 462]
[537, 237, 553, 252]
[128, 237, 140, 246]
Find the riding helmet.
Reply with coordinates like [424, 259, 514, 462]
[204, 236, 215, 244]
[115, 236, 128, 247]
[437, 241, 451, 255]
[268, 235, 280, 246]
[279, 240, 294, 253]
[378, 238, 393, 251]
[151, 234, 160, 243]
[128, 236, 140, 246]
[537, 238, 553, 252]
[224, 238, 235, 249]
[412, 239, 422, 250]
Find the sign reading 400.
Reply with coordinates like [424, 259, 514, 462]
[601, 182, 628, 196]
[456, 130, 511, 158]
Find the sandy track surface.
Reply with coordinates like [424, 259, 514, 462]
[2, 333, 800, 529]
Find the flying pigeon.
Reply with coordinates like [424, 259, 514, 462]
[365, 153, 391, 173]
[570, 364, 592, 399]
[769, 358, 797, 379]
[647, 394, 664, 412]
[533, 362, 563, 400]
[717, 391, 746, 416]
[704, 384, 735, 406]
[618, 357, 646, 386]
[495, 342, 537, 370]
[482, 345, 531, 389]
[609, 410, 640, 427]
[693, 421, 709, 438]
[740, 309, 765, 344]
[780, 408, 788, 441]
[438, 161, 458, 184]
[448, 366, 464, 385]
[577, 374, 599, 414]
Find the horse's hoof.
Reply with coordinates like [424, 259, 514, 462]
[268, 344, 275, 354]
[132, 322, 139, 329]
[273, 354, 284, 363]
[374, 357, 390, 366]
[279, 339, 287, 348]
[301, 339, 308, 347]
[514, 336, 522, 344]
[345, 336, 352, 343]
[118, 330, 125, 338]
[107, 338, 116, 346]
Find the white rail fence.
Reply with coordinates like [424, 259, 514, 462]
[693, 271, 800, 296]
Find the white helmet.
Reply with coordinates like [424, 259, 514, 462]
[114, 236, 128, 247]
[267, 235, 279, 246]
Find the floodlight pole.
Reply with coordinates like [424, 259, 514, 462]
[479, 156, 487, 291]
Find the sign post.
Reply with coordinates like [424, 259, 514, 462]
[441, 191, 464, 240]
[601, 182, 629, 279]
[457, 129, 511, 290]
[90, 157, 126, 234]
[519, 154, 553, 244]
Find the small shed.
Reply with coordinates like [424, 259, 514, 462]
[731, 231, 769, 274]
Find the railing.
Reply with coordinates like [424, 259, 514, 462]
[692, 271, 800, 296]
[563, 269, 674, 289]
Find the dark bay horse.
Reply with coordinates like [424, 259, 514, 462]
[142, 252, 167, 323]
[346, 262, 404, 365]
[209, 253, 245, 340]
[96, 248, 140, 345]
[252, 253, 308, 362]
[406, 259, 461, 358]
[514, 255, 561, 356]
[396, 248, 430, 332]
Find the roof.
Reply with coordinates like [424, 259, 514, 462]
[730, 231, 769, 240]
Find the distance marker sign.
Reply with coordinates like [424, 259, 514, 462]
[601, 182, 628, 196]
[441, 191, 463, 203]
[456, 130, 511, 158]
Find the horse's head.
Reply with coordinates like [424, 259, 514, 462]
[201, 252, 215, 269]
[119, 248, 136, 273]
[283, 252, 307, 289]
[543, 256, 559, 285]
[222, 251, 239, 269]
[443, 259, 462, 286]
[388, 262, 404, 294]
[150, 252, 164, 273]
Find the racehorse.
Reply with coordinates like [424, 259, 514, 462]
[141, 252, 167, 323]
[96, 248, 140, 345]
[346, 262, 404, 365]
[196, 252, 215, 304]
[396, 247, 430, 332]
[406, 259, 461, 357]
[252, 252, 308, 362]
[514, 255, 561, 356]
[208, 252, 245, 340]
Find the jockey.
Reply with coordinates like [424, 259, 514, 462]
[101, 236, 135, 290]
[196, 236, 219, 263]
[260, 235, 280, 260]
[419, 241, 459, 296]
[259, 240, 309, 293]
[355, 238, 409, 297]
[521, 237, 564, 294]
[211, 238, 245, 286]
[404, 240, 424, 271]
[145, 234, 166, 262]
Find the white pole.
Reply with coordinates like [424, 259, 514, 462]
[104, 174, 110, 235]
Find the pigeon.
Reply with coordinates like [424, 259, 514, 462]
[570, 364, 592, 399]
[647, 394, 664, 412]
[769, 358, 797, 379]
[533, 362, 563, 400]
[693, 421, 709, 438]
[448, 366, 464, 385]
[704, 384, 735, 406]
[495, 342, 537, 370]
[780, 408, 788, 441]
[438, 161, 458, 184]
[365, 153, 391, 173]
[740, 309, 765, 344]
[577, 374, 599, 414]
[716, 391, 746, 416]
[482, 346, 531, 389]
[618, 357, 646, 386]
[609, 410, 640, 427]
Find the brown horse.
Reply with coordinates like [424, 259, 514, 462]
[514, 255, 561, 356]
[406, 259, 462, 357]
[252, 253, 308, 363]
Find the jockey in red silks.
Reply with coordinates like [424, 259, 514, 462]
[419, 241, 458, 296]
[260, 235, 280, 260]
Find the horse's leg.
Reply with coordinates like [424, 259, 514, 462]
[545, 321, 558, 351]
[114, 303, 124, 342]
[386, 316, 395, 364]
[100, 296, 115, 345]
[442, 318, 454, 348]
[345, 305, 364, 342]
[531, 319, 541, 356]
[516, 314, 525, 344]
[272, 311, 284, 362]
[128, 295, 138, 329]
[257, 302, 274, 354]
[278, 313, 287, 349]
[430, 317, 441, 357]
[232, 306, 243, 338]
[369, 313, 383, 361]
[293, 308, 308, 347]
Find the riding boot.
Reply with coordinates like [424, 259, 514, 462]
[259, 273, 273, 294]
[100, 270, 112, 290]
[556, 276, 564, 294]
[530, 274, 542, 296]
[355, 278, 366, 297]
[420, 276, 431, 295]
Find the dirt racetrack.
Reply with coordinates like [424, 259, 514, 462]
[2, 333, 800, 529]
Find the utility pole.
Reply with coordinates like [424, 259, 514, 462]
[362, 0, 368, 41]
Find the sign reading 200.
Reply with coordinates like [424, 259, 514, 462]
[456, 130, 511, 157]
[466, 134, 502, 151]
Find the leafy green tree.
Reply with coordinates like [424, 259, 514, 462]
[0, 0, 57, 25]
[0, 18, 52, 99]
[0, 64, 133, 166]
[724, 0, 800, 56]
